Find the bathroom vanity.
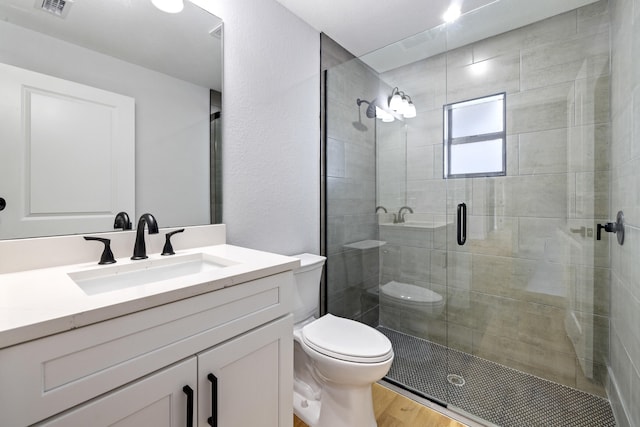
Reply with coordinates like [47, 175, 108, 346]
[0, 225, 297, 426]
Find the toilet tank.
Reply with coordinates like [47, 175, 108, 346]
[291, 253, 326, 323]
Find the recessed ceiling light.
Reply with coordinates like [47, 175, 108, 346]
[442, 5, 461, 23]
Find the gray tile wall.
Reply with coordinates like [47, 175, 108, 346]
[325, 56, 381, 326]
[377, 1, 611, 397]
[609, 0, 640, 425]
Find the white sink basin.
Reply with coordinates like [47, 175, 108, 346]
[69, 253, 238, 296]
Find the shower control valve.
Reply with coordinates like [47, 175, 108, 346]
[597, 222, 616, 237]
[596, 211, 624, 245]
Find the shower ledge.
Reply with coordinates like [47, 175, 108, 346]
[343, 240, 387, 250]
[379, 222, 448, 230]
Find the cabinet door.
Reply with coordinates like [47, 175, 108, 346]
[38, 358, 197, 427]
[198, 315, 293, 427]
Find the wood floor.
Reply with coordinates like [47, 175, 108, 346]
[293, 383, 467, 427]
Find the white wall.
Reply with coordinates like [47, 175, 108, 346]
[196, 0, 321, 255]
[1, 0, 321, 255]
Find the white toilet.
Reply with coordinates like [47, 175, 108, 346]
[292, 253, 394, 427]
[379, 280, 444, 316]
[378, 281, 445, 338]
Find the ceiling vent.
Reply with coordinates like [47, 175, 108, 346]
[37, 0, 72, 18]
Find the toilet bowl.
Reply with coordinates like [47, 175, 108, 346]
[292, 254, 394, 427]
[379, 280, 444, 316]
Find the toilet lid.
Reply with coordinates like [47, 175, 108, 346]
[301, 314, 393, 363]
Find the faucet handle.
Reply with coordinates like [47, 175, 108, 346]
[161, 229, 185, 256]
[84, 236, 116, 265]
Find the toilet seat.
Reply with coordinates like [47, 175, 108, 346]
[301, 314, 393, 363]
[380, 281, 443, 307]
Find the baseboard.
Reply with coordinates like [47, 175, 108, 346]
[607, 366, 633, 427]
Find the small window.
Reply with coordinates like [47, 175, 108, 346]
[443, 93, 506, 178]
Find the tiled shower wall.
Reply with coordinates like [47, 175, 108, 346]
[324, 38, 382, 326]
[377, 1, 611, 396]
[609, 0, 640, 425]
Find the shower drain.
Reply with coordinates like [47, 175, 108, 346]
[447, 374, 465, 387]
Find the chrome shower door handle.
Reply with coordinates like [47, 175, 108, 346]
[457, 202, 467, 246]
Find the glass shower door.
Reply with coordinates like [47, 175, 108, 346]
[324, 2, 614, 424]
[441, 3, 611, 423]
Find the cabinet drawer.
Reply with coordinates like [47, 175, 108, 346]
[0, 271, 293, 426]
[36, 358, 197, 427]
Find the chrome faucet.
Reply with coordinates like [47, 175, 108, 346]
[397, 206, 414, 223]
[131, 213, 159, 260]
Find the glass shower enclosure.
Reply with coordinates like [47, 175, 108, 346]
[323, 1, 614, 425]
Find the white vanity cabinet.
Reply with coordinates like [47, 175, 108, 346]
[38, 317, 292, 427]
[0, 271, 294, 427]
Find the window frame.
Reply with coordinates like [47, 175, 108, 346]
[443, 92, 507, 179]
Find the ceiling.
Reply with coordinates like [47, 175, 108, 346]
[1, 0, 601, 87]
[275, 0, 601, 68]
[0, 0, 222, 89]
[274, 0, 494, 57]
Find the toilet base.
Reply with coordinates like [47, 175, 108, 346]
[293, 382, 377, 427]
[293, 389, 320, 426]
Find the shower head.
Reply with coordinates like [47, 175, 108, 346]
[353, 99, 369, 131]
[356, 98, 378, 119]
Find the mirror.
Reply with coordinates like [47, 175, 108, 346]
[0, 0, 222, 239]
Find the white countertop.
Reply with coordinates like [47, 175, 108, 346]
[0, 244, 299, 349]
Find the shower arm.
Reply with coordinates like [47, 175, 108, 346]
[356, 98, 379, 119]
